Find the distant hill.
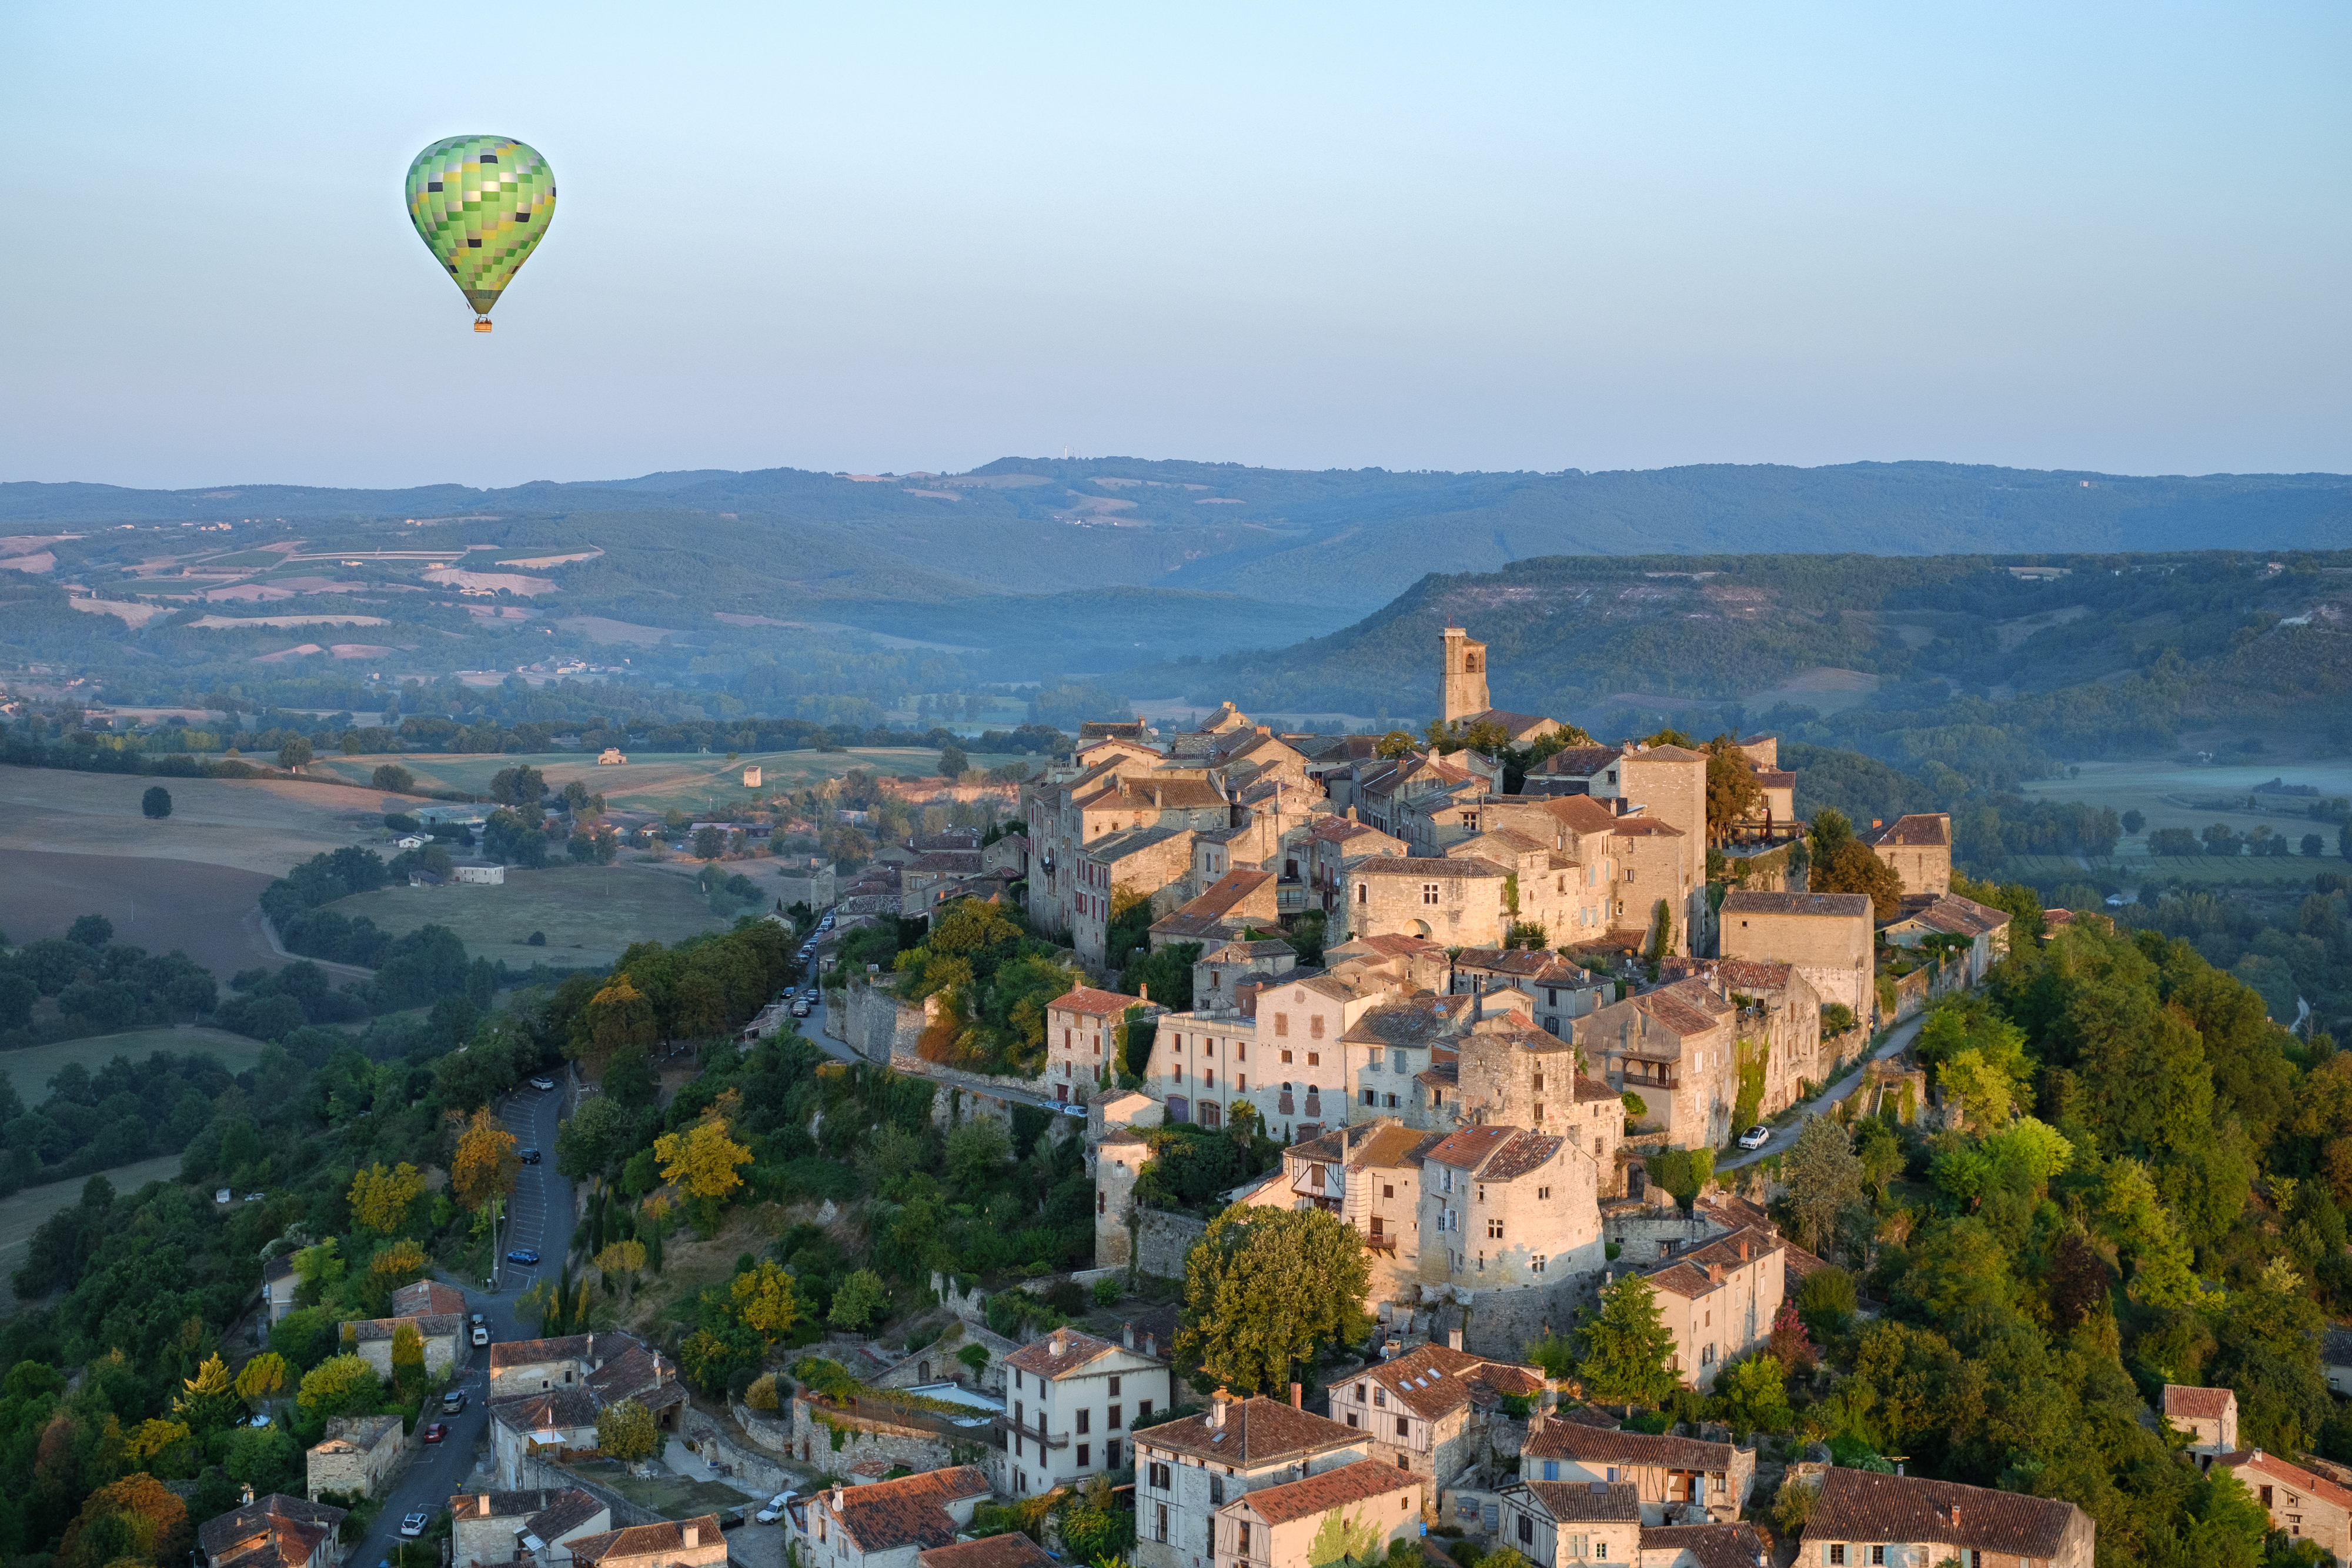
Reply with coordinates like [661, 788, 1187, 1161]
[5, 457, 2347, 621]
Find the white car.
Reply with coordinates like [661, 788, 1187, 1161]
[472, 1321, 490, 1346]
[755, 1493, 794, 1524]
[1736, 1125, 1772, 1151]
[530, 1076, 555, 1091]
[400, 1513, 429, 1538]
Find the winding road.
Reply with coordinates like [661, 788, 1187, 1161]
[1716, 1007, 1930, 1172]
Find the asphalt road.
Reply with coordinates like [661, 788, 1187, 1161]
[347, 1080, 575, 1568]
[1716, 1008, 1931, 1172]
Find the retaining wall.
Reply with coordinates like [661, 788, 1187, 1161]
[1134, 1208, 1208, 1280]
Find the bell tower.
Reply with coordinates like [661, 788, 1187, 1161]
[1441, 625, 1489, 724]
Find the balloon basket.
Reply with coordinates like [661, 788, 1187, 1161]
[473, 317, 493, 333]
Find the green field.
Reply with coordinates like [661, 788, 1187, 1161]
[0, 1028, 267, 1099]
[0, 1153, 186, 1307]
[318, 862, 746, 968]
[1997, 853, 2330, 894]
[309, 746, 1025, 815]
[2017, 757, 2350, 882]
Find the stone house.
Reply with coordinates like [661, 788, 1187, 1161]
[1519, 1415, 1755, 1524]
[1150, 869, 1279, 951]
[1193, 937, 1304, 1012]
[1073, 827, 1202, 964]
[1577, 981, 1738, 1148]
[1638, 1522, 1770, 1568]
[265, 1255, 300, 1323]
[305, 1413, 403, 1500]
[1000, 1326, 1175, 1497]
[1718, 892, 1876, 1029]
[342, 1295, 464, 1381]
[1863, 814, 1952, 896]
[1214, 1457, 1423, 1568]
[2214, 1449, 2351, 1565]
[1330, 854, 1511, 948]
[488, 1388, 600, 1487]
[2160, 1385, 2239, 1462]
[1043, 987, 1158, 1105]
[1496, 1477, 1643, 1568]
[570, 1517, 729, 1568]
[1151, 963, 1415, 1139]
[1248, 1119, 1441, 1296]
[1449, 949, 1609, 1039]
[1880, 892, 2012, 986]
[1308, 815, 1411, 917]
[1608, 818, 1696, 957]
[486, 1333, 686, 1487]
[900, 851, 985, 915]
[1453, 1025, 1625, 1159]
[1418, 1123, 1602, 1290]
[447, 1489, 610, 1568]
[1641, 1226, 1786, 1391]
[1653, 959, 1825, 1123]
[1800, 1469, 2095, 1568]
[1324, 1342, 1546, 1495]
[1132, 1393, 1371, 1568]
[1341, 995, 1479, 1127]
[199, 1494, 348, 1568]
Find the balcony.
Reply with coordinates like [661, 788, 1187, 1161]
[1276, 887, 1309, 913]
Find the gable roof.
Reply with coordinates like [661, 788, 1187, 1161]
[1866, 813, 1950, 847]
[1525, 1420, 1746, 1472]
[2212, 1450, 2352, 1514]
[919, 1533, 1056, 1568]
[1343, 995, 1474, 1048]
[2162, 1384, 2236, 1421]
[1519, 1479, 1643, 1523]
[1344, 855, 1509, 879]
[1050, 987, 1141, 1020]
[1656, 957, 1797, 994]
[1357, 1343, 1544, 1419]
[1720, 891, 1872, 920]
[1643, 1227, 1783, 1299]
[818, 1467, 994, 1554]
[1231, 1457, 1418, 1524]
[1806, 1470, 2086, 1558]
[1887, 893, 2010, 938]
[569, 1516, 725, 1566]
[1639, 1523, 1768, 1568]
[1005, 1328, 1152, 1380]
[199, 1495, 348, 1568]
[1138, 1395, 1362, 1466]
[390, 1279, 467, 1318]
[489, 1333, 597, 1371]
[1535, 746, 1623, 778]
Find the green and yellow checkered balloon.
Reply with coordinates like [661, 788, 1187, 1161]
[405, 136, 556, 329]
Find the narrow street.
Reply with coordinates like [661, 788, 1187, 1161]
[345, 1081, 575, 1568]
[1717, 1007, 1930, 1172]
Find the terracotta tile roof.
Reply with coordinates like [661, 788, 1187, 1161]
[1314, 816, 1399, 845]
[1425, 1124, 1514, 1171]
[1186, 869, 1275, 918]
[346, 1311, 463, 1342]
[1866, 813, 1950, 847]
[1084, 825, 1192, 863]
[444, 1488, 600, 1527]
[1343, 995, 1472, 1047]
[570, 1514, 727, 1565]
[1541, 795, 1624, 835]
[1573, 1073, 1620, 1102]
[1454, 948, 1586, 983]
[1349, 1124, 1445, 1172]
[1604, 981, 1730, 1040]
[1639, 1523, 1768, 1568]
[919, 1532, 1057, 1568]
[1750, 769, 1796, 788]
[2213, 1450, 2352, 1513]
[489, 1386, 601, 1431]
[1521, 1479, 1643, 1522]
[1005, 1327, 1154, 1379]
[1359, 1343, 1544, 1419]
[1805, 1470, 2086, 1559]
[1610, 817, 1685, 838]
[1136, 1395, 1361, 1465]
[199, 1496, 348, 1567]
[1889, 893, 2009, 938]
[1231, 1457, 1419, 1524]
[1559, 1405, 1623, 1429]
[1643, 1227, 1782, 1298]
[1657, 957, 1796, 994]
[489, 1333, 597, 1371]
[903, 851, 985, 875]
[527, 1490, 609, 1542]
[1482, 1131, 1564, 1180]
[390, 1279, 467, 1317]
[1050, 987, 1141, 1020]
[1720, 891, 1872, 919]
[1536, 747, 1622, 777]
[2163, 1385, 2236, 1421]
[1525, 1421, 1745, 1472]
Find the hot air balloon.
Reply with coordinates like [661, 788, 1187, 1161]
[405, 136, 556, 332]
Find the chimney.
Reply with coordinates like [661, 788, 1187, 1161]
[1447, 1329, 1463, 1352]
[242, 1484, 255, 1506]
[1051, 1330, 1067, 1358]
[1144, 1332, 1157, 1359]
[479, 1495, 493, 1517]
[1154, 787, 1163, 809]
[683, 1526, 699, 1549]
[1211, 1389, 1229, 1427]
[1139, 982, 1149, 1002]
[1290, 1382, 1302, 1409]
[1123, 1322, 1136, 1349]
[1347, 806, 1358, 823]
[833, 1487, 846, 1510]
[1528, 1405, 1547, 1436]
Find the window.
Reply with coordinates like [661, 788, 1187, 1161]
[1391, 1048, 1408, 1072]
[1137, 1399, 1152, 1422]
[1235, 1523, 1250, 1553]
[1275, 1014, 1289, 1037]
[1155, 1503, 1168, 1543]
[1110, 1376, 1121, 1396]
[1077, 1409, 1090, 1434]
[1357, 1382, 1368, 1401]
[1077, 1443, 1090, 1466]
[1311, 1015, 1325, 1038]
[1363, 1089, 1378, 1106]
[1347, 1413, 1359, 1428]
[1422, 884, 1440, 904]
[1235, 1043, 1245, 1061]
[1109, 1404, 1122, 1427]
[1210, 1476, 1226, 1505]
[1825, 1549, 1846, 1567]
[1150, 1462, 1172, 1490]
[1518, 1517, 1534, 1546]
[1308, 1053, 1319, 1066]
[1385, 1093, 1400, 1108]
[1374, 1388, 1387, 1408]
[1870, 1549, 1886, 1566]
[1488, 1219, 1504, 1239]
[1594, 1546, 1607, 1561]
[1538, 1186, 1551, 1201]
[1565, 1535, 1586, 1559]
[1238, 1074, 1247, 1091]
[1532, 1255, 1547, 1272]
[1281, 1049, 1294, 1064]
[1532, 1073, 1544, 1092]
[1395, 1415, 1409, 1437]
[1541, 1460, 1558, 1481]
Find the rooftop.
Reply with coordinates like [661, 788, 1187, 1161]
[1525, 1420, 1746, 1473]
[1639, 1523, 1769, 1568]
[1521, 1479, 1644, 1523]
[1137, 1394, 1362, 1466]
[918, 1533, 1057, 1568]
[2162, 1385, 2236, 1422]
[1720, 891, 1872, 919]
[1230, 1457, 1419, 1524]
[1004, 1328, 1155, 1380]
[1051, 987, 1144, 1020]
[569, 1515, 726, 1565]
[1866, 813, 1950, 847]
[818, 1467, 994, 1556]
[1806, 1469, 2085, 1558]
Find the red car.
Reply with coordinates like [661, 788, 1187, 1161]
[423, 1422, 449, 1444]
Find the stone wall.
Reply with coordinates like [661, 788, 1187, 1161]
[1422, 1273, 1601, 1360]
[1134, 1207, 1209, 1280]
[784, 1395, 967, 1475]
[839, 977, 929, 1064]
[507, 1452, 662, 1529]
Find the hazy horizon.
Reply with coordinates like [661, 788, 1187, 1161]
[4, 2, 2347, 491]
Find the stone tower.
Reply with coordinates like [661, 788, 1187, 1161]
[1441, 626, 1490, 724]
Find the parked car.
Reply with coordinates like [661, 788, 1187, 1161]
[400, 1514, 429, 1537]
[472, 1321, 490, 1346]
[246, 1412, 271, 1427]
[519, 1148, 542, 1165]
[422, 1422, 448, 1444]
[755, 1493, 794, 1524]
[1059, 1103, 1086, 1118]
[443, 1389, 468, 1414]
[1737, 1124, 1772, 1151]
[790, 1001, 810, 1018]
[505, 1248, 540, 1266]
[530, 1076, 556, 1091]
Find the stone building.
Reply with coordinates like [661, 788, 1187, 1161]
[1449, 949, 1609, 1039]
[1000, 1326, 1175, 1497]
[570, 1517, 729, 1568]
[1308, 815, 1411, 917]
[199, 1494, 348, 1568]
[1132, 1392, 1370, 1568]
[1864, 813, 1952, 896]
[1880, 892, 2011, 985]
[790, 1472, 993, 1568]
[1718, 891, 1876, 1029]
[1214, 1458, 1424, 1568]
[447, 1489, 610, 1568]
[2160, 1385, 2239, 1462]
[2213, 1449, 2351, 1565]
[1418, 1123, 1602, 1292]
[1577, 980, 1738, 1148]
[1519, 1415, 1755, 1524]
[1329, 855, 1512, 948]
[1496, 1478, 1643, 1568]
[1800, 1470, 2094, 1568]
[1324, 1341, 1545, 1496]
[1653, 959, 1825, 1123]
[1072, 827, 1204, 964]
[340, 1278, 466, 1380]
[1441, 626, 1492, 725]
[305, 1413, 403, 1500]
[1043, 987, 1158, 1106]
[1249, 1119, 1441, 1296]
[1640, 1225, 1786, 1391]
[1637, 1522, 1770, 1568]
[1150, 868, 1279, 951]
[1341, 994, 1479, 1127]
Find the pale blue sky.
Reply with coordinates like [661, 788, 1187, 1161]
[2, 2, 2345, 489]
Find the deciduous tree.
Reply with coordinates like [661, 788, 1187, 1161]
[296, 1353, 380, 1416]
[654, 1116, 753, 1202]
[451, 1106, 520, 1212]
[1704, 736, 1763, 844]
[348, 1161, 425, 1233]
[596, 1398, 659, 1462]
[233, 1352, 288, 1406]
[1175, 1205, 1370, 1395]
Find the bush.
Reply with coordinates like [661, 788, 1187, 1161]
[141, 786, 172, 819]
[1045, 1280, 1090, 1315]
[1091, 1276, 1121, 1308]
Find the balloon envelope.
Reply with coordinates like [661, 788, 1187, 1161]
[405, 136, 556, 319]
